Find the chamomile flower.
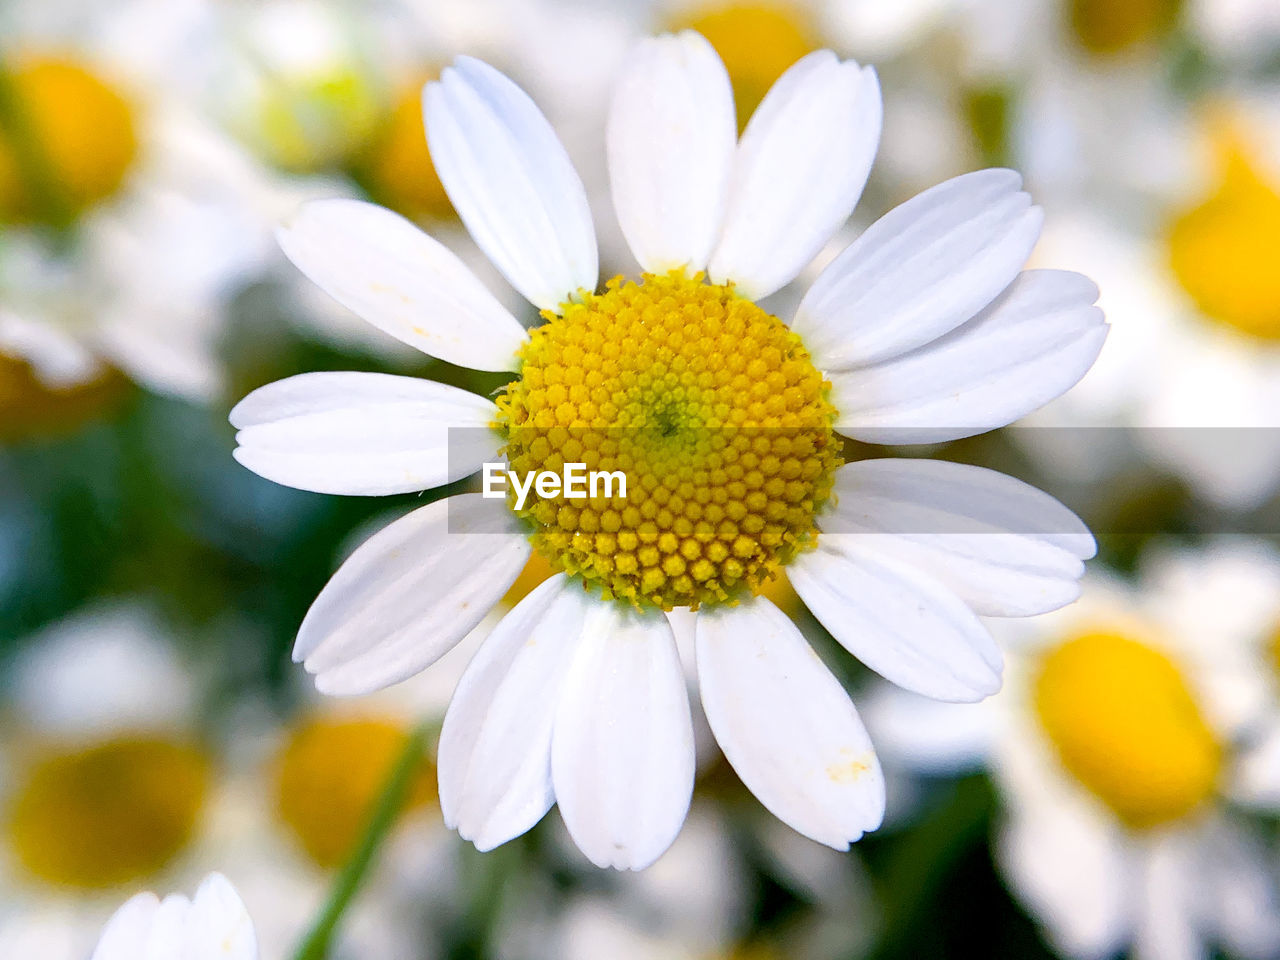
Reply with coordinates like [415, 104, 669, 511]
[0, 0, 294, 405]
[866, 546, 1280, 960]
[89, 873, 257, 960]
[232, 30, 1105, 869]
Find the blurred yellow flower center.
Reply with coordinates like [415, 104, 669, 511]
[676, 2, 818, 131]
[1033, 630, 1222, 830]
[250, 66, 382, 175]
[357, 79, 454, 222]
[1167, 132, 1280, 342]
[7, 736, 209, 889]
[496, 271, 839, 612]
[0, 357, 128, 441]
[1067, 0, 1181, 54]
[274, 716, 435, 869]
[0, 57, 139, 224]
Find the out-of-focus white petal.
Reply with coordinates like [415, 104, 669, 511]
[551, 602, 695, 870]
[425, 56, 597, 310]
[439, 575, 587, 851]
[996, 804, 1133, 960]
[190, 874, 259, 960]
[607, 30, 736, 273]
[709, 51, 881, 300]
[230, 372, 499, 496]
[91, 894, 161, 960]
[793, 169, 1042, 369]
[277, 199, 527, 371]
[91, 874, 258, 960]
[824, 459, 1095, 616]
[696, 597, 885, 849]
[788, 538, 1003, 702]
[293, 494, 530, 696]
[830, 270, 1107, 444]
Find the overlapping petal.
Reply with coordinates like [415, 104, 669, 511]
[293, 494, 530, 696]
[277, 199, 527, 371]
[788, 538, 1004, 702]
[830, 270, 1107, 444]
[824, 459, 1095, 617]
[708, 51, 881, 300]
[696, 597, 885, 849]
[230, 372, 500, 496]
[439, 575, 587, 851]
[425, 56, 597, 311]
[551, 601, 696, 870]
[607, 30, 736, 274]
[793, 169, 1043, 369]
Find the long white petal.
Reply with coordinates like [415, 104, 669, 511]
[824, 459, 1095, 616]
[709, 51, 881, 300]
[277, 199, 527, 371]
[425, 56, 597, 311]
[551, 602, 695, 870]
[293, 494, 530, 696]
[607, 31, 736, 273]
[696, 597, 885, 849]
[831, 270, 1107, 444]
[230, 372, 500, 496]
[788, 539, 1003, 702]
[793, 169, 1043, 369]
[439, 575, 587, 851]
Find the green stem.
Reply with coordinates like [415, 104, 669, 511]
[0, 56, 75, 233]
[291, 718, 435, 960]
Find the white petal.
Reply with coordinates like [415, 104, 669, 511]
[793, 169, 1043, 369]
[230, 372, 500, 496]
[788, 539, 1002, 702]
[92, 894, 161, 960]
[145, 896, 196, 960]
[277, 199, 527, 371]
[551, 602, 695, 870]
[696, 597, 885, 849]
[831, 270, 1107, 444]
[1134, 835, 1207, 960]
[996, 805, 1133, 960]
[294, 494, 530, 696]
[425, 56, 597, 310]
[190, 874, 258, 960]
[607, 31, 736, 273]
[439, 575, 587, 851]
[824, 459, 1095, 616]
[709, 52, 881, 300]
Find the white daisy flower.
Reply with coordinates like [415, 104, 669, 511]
[232, 30, 1105, 869]
[865, 545, 1280, 960]
[90, 873, 257, 960]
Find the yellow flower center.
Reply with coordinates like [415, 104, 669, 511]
[674, 2, 818, 131]
[1066, 0, 1181, 54]
[0, 357, 128, 441]
[6, 736, 209, 889]
[356, 78, 454, 223]
[1167, 129, 1280, 342]
[273, 716, 435, 869]
[496, 271, 839, 612]
[248, 66, 382, 175]
[0, 57, 139, 225]
[1033, 630, 1222, 830]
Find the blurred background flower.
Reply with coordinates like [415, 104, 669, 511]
[3, 0, 1280, 958]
